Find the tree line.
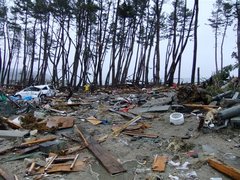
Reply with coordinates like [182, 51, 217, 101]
[0, 0, 238, 89]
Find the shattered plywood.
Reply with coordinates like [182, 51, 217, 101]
[37, 160, 86, 174]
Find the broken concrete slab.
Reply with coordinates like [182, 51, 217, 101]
[129, 105, 170, 114]
[0, 130, 29, 138]
[142, 96, 172, 108]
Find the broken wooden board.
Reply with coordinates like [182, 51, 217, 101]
[152, 155, 168, 172]
[0, 117, 22, 129]
[208, 158, 240, 179]
[112, 123, 149, 132]
[122, 131, 158, 138]
[86, 116, 102, 125]
[112, 115, 142, 136]
[46, 116, 75, 129]
[37, 160, 86, 174]
[183, 104, 218, 111]
[17, 145, 40, 155]
[21, 136, 56, 146]
[87, 136, 126, 175]
[75, 125, 126, 175]
[109, 108, 135, 119]
[109, 108, 153, 119]
[0, 130, 29, 138]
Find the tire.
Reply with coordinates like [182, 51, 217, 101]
[40, 94, 46, 99]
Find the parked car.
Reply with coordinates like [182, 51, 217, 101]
[34, 84, 57, 97]
[14, 86, 43, 99]
[14, 84, 56, 100]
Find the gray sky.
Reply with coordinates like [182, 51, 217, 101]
[182, 0, 236, 80]
[5, 0, 237, 82]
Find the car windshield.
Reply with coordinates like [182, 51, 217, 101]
[24, 87, 41, 92]
[48, 85, 55, 90]
[41, 86, 48, 90]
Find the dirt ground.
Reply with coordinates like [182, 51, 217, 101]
[0, 89, 240, 180]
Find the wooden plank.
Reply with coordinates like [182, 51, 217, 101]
[183, 104, 218, 110]
[75, 125, 126, 175]
[112, 115, 141, 136]
[122, 131, 158, 138]
[37, 160, 86, 174]
[208, 158, 240, 180]
[17, 145, 40, 155]
[0, 117, 22, 129]
[87, 136, 126, 175]
[21, 136, 56, 146]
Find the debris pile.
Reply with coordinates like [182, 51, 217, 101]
[0, 84, 239, 179]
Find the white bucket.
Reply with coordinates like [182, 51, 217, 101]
[170, 112, 184, 125]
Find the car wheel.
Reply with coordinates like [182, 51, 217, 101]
[40, 94, 46, 99]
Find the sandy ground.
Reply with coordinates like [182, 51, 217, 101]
[0, 91, 240, 180]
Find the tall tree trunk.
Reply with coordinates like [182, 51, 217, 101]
[220, 18, 228, 71]
[20, 11, 28, 86]
[28, 19, 37, 85]
[237, 4, 240, 78]
[191, 0, 199, 84]
[39, 16, 50, 84]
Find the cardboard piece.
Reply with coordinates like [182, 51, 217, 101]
[152, 155, 168, 172]
[86, 116, 102, 125]
[46, 116, 75, 129]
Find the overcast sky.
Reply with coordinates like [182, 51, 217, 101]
[181, 0, 236, 80]
[5, 0, 237, 82]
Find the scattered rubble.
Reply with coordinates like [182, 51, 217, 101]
[0, 84, 239, 179]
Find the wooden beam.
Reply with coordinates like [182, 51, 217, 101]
[21, 136, 56, 146]
[208, 158, 240, 179]
[75, 125, 126, 175]
[183, 104, 218, 111]
[122, 131, 158, 138]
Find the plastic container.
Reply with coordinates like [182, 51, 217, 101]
[170, 112, 184, 125]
